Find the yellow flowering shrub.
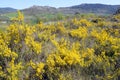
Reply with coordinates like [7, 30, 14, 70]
[29, 61, 45, 79]
[0, 66, 6, 78]
[70, 27, 88, 39]
[7, 58, 23, 80]
[0, 11, 120, 80]
[72, 18, 92, 27]
[11, 10, 24, 22]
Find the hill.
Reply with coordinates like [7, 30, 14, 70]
[0, 4, 120, 15]
[0, 7, 17, 14]
[22, 4, 120, 15]
[22, 5, 57, 15]
[115, 8, 120, 15]
[66, 3, 120, 14]
[0, 4, 120, 24]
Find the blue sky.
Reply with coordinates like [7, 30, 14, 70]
[0, 0, 120, 9]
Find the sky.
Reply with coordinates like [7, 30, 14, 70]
[0, 0, 120, 9]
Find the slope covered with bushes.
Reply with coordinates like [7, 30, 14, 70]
[0, 11, 120, 80]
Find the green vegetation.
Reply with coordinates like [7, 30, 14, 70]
[3, 12, 18, 18]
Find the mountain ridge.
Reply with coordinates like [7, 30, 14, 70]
[22, 3, 120, 15]
[0, 7, 17, 14]
[0, 4, 120, 15]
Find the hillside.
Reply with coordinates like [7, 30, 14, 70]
[0, 11, 120, 80]
[115, 8, 120, 15]
[22, 5, 57, 15]
[0, 4, 120, 25]
[66, 4, 120, 14]
[22, 4, 120, 15]
[0, 7, 16, 14]
[0, 4, 120, 15]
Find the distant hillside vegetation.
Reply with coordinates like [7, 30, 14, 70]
[0, 4, 120, 24]
[115, 8, 120, 15]
[21, 4, 120, 15]
[0, 7, 16, 14]
[22, 5, 57, 15]
[68, 4, 120, 14]
[0, 4, 120, 15]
